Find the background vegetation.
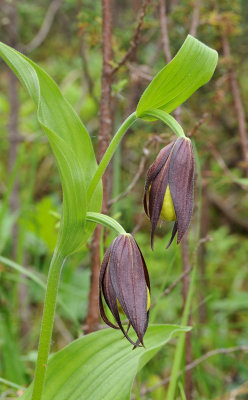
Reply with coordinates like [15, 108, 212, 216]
[0, 0, 248, 399]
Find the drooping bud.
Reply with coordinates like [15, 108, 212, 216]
[99, 234, 150, 348]
[144, 137, 194, 249]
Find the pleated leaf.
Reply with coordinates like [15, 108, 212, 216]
[19, 324, 190, 400]
[136, 35, 218, 118]
[0, 42, 102, 256]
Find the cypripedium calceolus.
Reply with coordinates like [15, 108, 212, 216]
[99, 233, 150, 348]
[144, 137, 195, 249]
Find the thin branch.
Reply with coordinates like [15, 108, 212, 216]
[127, 62, 153, 82]
[192, 235, 212, 264]
[188, 113, 209, 137]
[108, 135, 163, 206]
[190, 0, 201, 36]
[159, 0, 171, 63]
[158, 0, 181, 123]
[111, 0, 150, 75]
[185, 346, 248, 372]
[150, 235, 211, 309]
[80, 38, 98, 105]
[208, 143, 248, 192]
[108, 150, 147, 206]
[86, 0, 113, 334]
[207, 190, 248, 231]
[142, 346, 248, 395]
[151, 266, 193, 309]
[222, 34, 248, 176]
[23, 0, 63, 53]
[132, 213, 145, 235]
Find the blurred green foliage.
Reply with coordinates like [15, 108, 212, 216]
[0, 0, 248, 398]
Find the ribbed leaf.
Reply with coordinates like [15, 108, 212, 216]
[136, 35, 218, 117]
[20, 324, 190, 400]
[0, 42, 102, 256]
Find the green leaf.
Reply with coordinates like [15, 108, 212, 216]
[136, 35, 218, 118]
[20, 324, 190, 400]
[0, 42, 102, 256]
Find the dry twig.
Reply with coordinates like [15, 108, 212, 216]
[142, 345, 248, 395]
[108, 135, 163, 206]
[111, 0, 150, 75]
[158, 0, 181, 122]
[208, 143, 248, 192]
[159, 0, 171, 63]
[190, 0, 201, 36]
[222, 34, 248, 176]
[208, 190, 248, 231]
[150, 235, 211, 309]
[86, 0, 113, 333]
[80, 39, 98, 105]
[23, 0, 63, 53]
[188, 113, 209, 137]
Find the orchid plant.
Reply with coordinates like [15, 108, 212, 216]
[0, 35, 217, 400]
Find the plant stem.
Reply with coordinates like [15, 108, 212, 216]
[87, 111, 137, 203]
[166, 264, 196, 400]
[86, 212, 126, 235]
[140, 109, 185, 138]
[0, 377, 24, 391]
[31, 251, 65, 400]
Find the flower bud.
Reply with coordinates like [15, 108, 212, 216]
[99, 234, 150, 348]
[144, 137, 195, 249]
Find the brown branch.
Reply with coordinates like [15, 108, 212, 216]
[222, 34, 248, 177]
[111, 0, 150, 75]
[108, 135, 163, 206]
[207, 190, 248, 231]
[208, 143, 248, 192]
[188, 113, 209, 137]
[23, 0, 63, 53]
[190, 0, 201, 37]
[159, 0, 171, 63]
[85, 0, 113, 334]
[131, 213, 145, 235]
[158, 0, 181, 123]
[108, 149, 148, 206]
[150, 265, 193, 309]
[150, 235, 211, 309]
[127, 62, 153, 82]
[80, 38, 98, 105]
[142, 345, 248, 395]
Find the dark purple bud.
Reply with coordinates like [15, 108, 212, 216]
[144, 137, 195, 249]
[99, 234, 150, 348]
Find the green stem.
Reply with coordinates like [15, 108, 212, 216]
[86, 212, 126, 235]
[31, 251, 66, 400]
[87, 112, 137, 203]
[140, 109, 186, 138]
[167, 265, 196, 400]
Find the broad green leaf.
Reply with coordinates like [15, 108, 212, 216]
[20, 324, 190, 400]
[0, 42, 102, 256]
[136, 35, 218, 118]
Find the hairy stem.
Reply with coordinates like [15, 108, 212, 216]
[31, 251, 65, 400]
